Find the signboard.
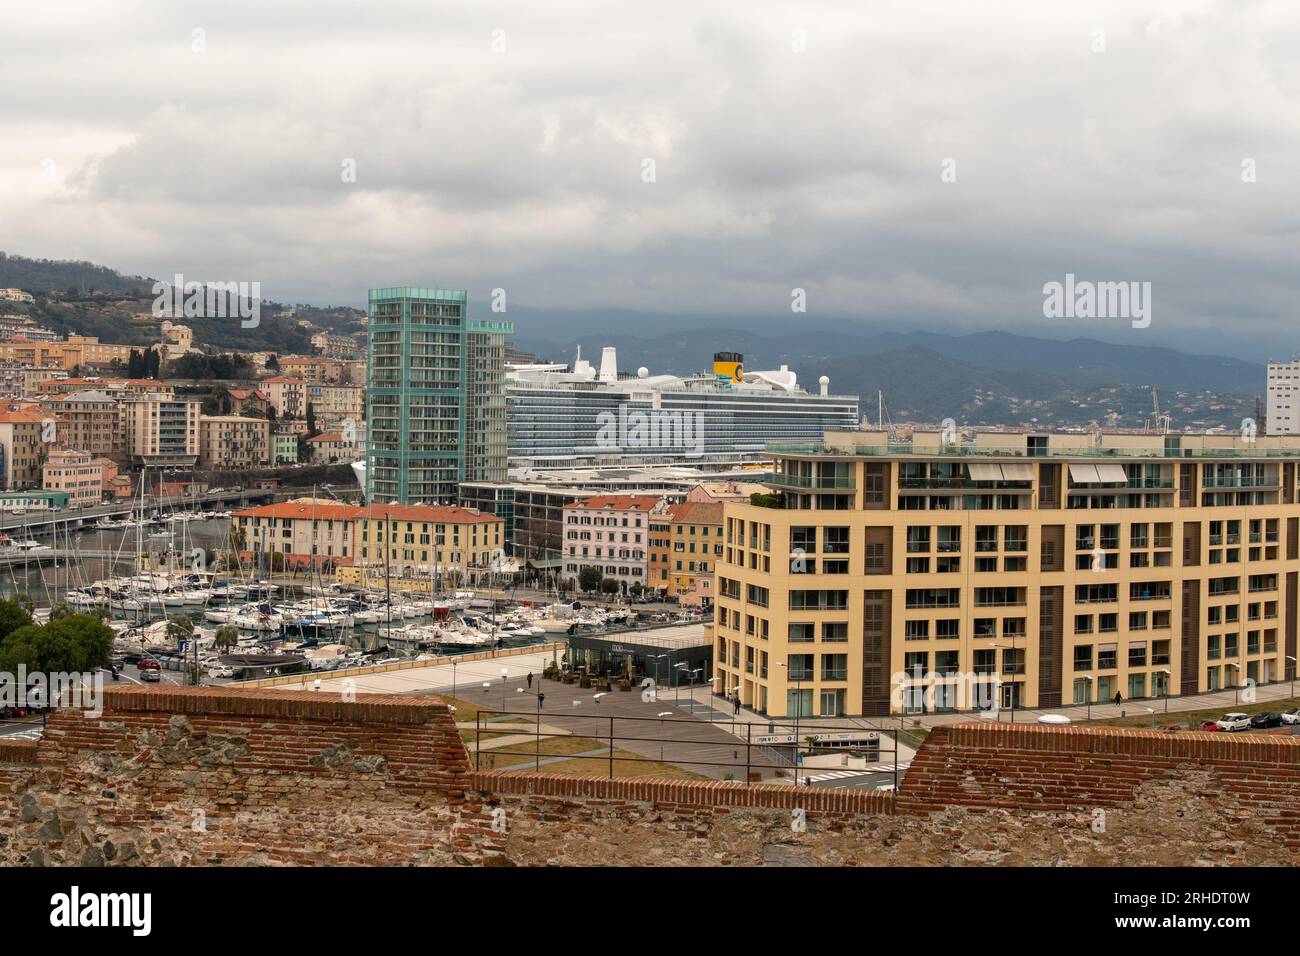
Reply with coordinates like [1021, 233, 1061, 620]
[753, 734, 799, 745]
[810, 732, 878, 743]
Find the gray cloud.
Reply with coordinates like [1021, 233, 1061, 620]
[2, 0, 1300, 358]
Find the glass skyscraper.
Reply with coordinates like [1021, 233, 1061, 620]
[366, 287, 512, 503]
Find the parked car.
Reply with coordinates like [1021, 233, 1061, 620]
[1250, 712, 1284, 729]
[1199, 719, 1221, 732]
[1282, 708, 1300, 726]
[1215, 712, 1251, 732]
[139, 667, 161, 683]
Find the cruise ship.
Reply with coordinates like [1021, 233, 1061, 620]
[506, 347, 860, 468]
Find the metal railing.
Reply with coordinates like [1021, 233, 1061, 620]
[471, 707, 904, 788]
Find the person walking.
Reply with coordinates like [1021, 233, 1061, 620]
[733, 694, 741, 715]
[526, 671, 533, 689]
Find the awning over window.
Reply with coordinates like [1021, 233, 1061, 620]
[1068, 463, 1101, 483]
[967, 463, 1003, 481]
[1095, 464, 1129, 483]
[999, 463, 1035, 481]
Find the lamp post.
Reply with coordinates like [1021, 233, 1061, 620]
[1159, 667, 1171, 713]
[1083, 675, 1094, 721]
[500, 666, 509, 712]
[650, 653, 668, 696]
[517, 686, 545, 770]
[1228, 662, 1241, 705]
[657, 711, 672, 763]
[674, 661, 688, 704]
[1287, 656, 1297, 700]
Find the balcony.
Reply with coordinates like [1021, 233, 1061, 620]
[769, 473, 855, 491]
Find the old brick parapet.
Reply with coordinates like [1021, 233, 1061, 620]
[898, 721, 1300, 853]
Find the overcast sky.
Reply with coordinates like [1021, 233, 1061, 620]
[3, 0, 1299, 360]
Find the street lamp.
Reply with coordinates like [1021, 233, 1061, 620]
[500, 666, 509, 712]
[1287, 656, 1297, 699]
[657, 711, 672, 762]
[1227, 662, 1241, 705]
[650, 653, 668, 695]
[516, 686, 546, 770]
[1158, 668, 1172, 713]
[1082, 675, 1095, 721]
[673, 661, 688, 704]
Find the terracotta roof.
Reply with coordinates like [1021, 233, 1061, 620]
[670, 501, 725, 525]
[564, 495, 663, 511]
[233, 501, 362, 522]
[262, 376, 306, 385]
[308, 432, 346, 442]
[0, 405, 50, 423]
[356, 503, 501, 524]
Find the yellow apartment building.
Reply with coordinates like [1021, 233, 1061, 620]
[714, 429, 1300, 718]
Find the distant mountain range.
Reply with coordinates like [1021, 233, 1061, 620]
[512, 321, 1263, 430]
[0, 252, 1264, 428]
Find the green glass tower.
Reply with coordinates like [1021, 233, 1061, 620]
[366, 287, 512, 503]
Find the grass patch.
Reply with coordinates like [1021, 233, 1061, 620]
[1091, 695, 1300, 731]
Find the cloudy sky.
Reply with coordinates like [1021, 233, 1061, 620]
[3, 0, 1299, 359]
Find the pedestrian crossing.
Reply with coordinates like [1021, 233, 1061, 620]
[800, 762, 910, 784]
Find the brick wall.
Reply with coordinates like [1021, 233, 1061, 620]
[899, 722, 1300, 856]
[0, 685, 504, 866]
[0, 688, 1295, 866]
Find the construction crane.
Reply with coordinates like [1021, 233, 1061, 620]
[1149, 385, 1171, 435]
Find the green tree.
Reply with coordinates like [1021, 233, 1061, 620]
[213, 625, 239, 654]
[166, 614, 194, 643]
[0, 614, 113, 674]
[599, 577, 620, 595]
[0, 598, 34, 642]
[577, 565, 603, 594]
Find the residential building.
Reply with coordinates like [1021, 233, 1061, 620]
[199, 415, 270, 469]
[232, 499, 359, 571]
[365, 286, 512, 503]
[223, 387, 270, 417]
[561, 495, 661, 593]
[262, 376, 306, 419]
[271, 430, 298, 465]
[42, 449, 103, 507]
[310, 332, 359, 358]
[346, 503, 504, 583]
[119, 396, 201, 468]
[306, 383, 364, 423]
[306, 431, 354, 464]
[1266, 358, 1300, 435]
[713, 429, 1300, 719]
[44, 390, 121, 461]
[665, 500, 724, 606]
[0, 289, 35, 303]
[687, 480, 769, 503]
[0, 403, 51, 489]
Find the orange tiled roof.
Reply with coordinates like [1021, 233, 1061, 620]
[669, 501, 725, 525]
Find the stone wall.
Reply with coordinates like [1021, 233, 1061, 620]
[0, 686, 504, 866]
[0, 688, 1295, 866]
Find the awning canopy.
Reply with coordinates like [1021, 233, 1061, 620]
[999, 463, 1035, 481]
[1068, 463, 1101, 483]
[1095, 464, 1129, 483]
[967, 463, 1003, 481]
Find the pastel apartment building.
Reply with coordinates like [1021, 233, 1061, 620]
[713, 429, 1300, 719]
[562, 494, 661, 592]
